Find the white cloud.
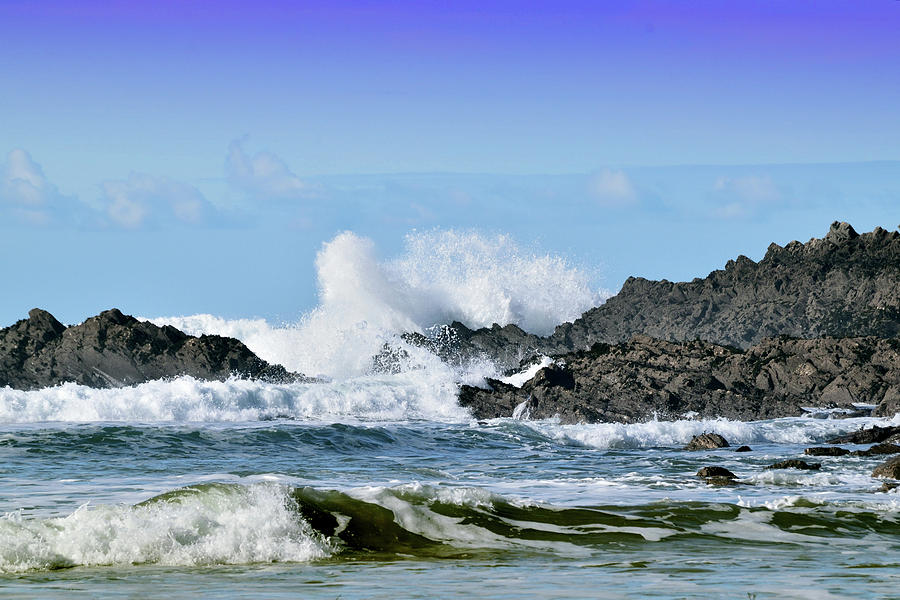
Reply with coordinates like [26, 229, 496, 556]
[714, 175, 779, 203]
[100, 173, 212, 228]
[712, 174, 780, 219]
[0, 149, 77, 225]
[226, 138, 310, 201]
[587, 169, 637, 206]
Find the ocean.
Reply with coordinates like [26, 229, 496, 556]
[2, 231, 899, 598]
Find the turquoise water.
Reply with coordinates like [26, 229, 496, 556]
[2, 407, 899, 599]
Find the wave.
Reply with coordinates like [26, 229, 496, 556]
[514, 414, 900, 449]
[4, 482, 899, 573]
[149, 229, 602, 379]
[0, 375, 471, 423]
[0, 483, 330, 573]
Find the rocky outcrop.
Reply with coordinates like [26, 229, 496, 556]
[458, 334, 900, 423]
[0, 308, 307, 390]
[826, 425, 900, 445]
[444, 223, 900, 369]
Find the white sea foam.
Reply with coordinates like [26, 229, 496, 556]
[500, 356, 554, 388]
[0, 374, 471, 423]
[0, 483, 330, 573]
[149, 229, 602, 380]
[519, 415, 899, 450]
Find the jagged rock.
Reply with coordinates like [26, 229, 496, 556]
[458, 334, 900, 423]
[827, 425, 900, 445]
[805, 447, 850, 457]
[0, 308, 310, 390]
[697, 466, 736, 479]
[872, 456, 900, 479]
[445, 223, 900, 370]
[735, 446, 752, 452]
[765, 459, 821, 471]
[853, 443, 900, 457]
[685, 433, 730, 450]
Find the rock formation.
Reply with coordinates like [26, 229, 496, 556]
[0, 308, 307, 390]
[444, 222, 900, 369]
[458, 334, 900, 423]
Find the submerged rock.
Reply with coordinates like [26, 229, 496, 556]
[735, 446, 752, 452]
[685, 433, 730, 450]
[0, 308, 310, 390]
[765, 460, 821, 471]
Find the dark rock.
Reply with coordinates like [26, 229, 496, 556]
[0, 308, 310, 390]
[804, 446, 850, 457]
[880, 482, 899, 492]
[735, 446, 752, 452]
[685, 433, 730, 450]
[444, 223, 900, 370]
[872, 456, 900, 479]
[853, 443, 900, 457]
[704, 476, 740, 486]
[459, 334, 900, 423]
[827, 425, 900, 445]
[765, 459, 821, 471]
[697, 466, 736, 479]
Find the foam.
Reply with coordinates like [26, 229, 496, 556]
[518, 415, 897, 450]
[149, 229, 601, 380]
[0, 483, 330, 573]
[0, 374, 471, 424]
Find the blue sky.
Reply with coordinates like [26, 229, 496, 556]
[1, 0, 899, 326]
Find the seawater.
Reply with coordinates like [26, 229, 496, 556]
[2, 232, 899, 598]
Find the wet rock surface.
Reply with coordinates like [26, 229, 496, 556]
[872, 456, 900, 479]
[827, 425, 900, 445]
[697, 466, 736, 479]
[765, 460, 821, 471]
[458, 334, 900, 423]
[685, 433, 730, 450]
[805, 447, 850, 457]
[0, 308, 309, 390]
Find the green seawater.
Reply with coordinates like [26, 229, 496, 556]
[1, 417, 899, 598]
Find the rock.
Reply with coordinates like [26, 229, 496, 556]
[735, 445, 752, 452]
[872, 456, 900, 479]
[765, 459, 821, 471]
[685, 433, 730, 450]
[459, 334, 900, 423]
[445, 223, 900, 370]
[827, 425, 900, 445]
[853, 443, 900, 457]
[0, 308, 311, 390]
[880, 482, 899, 492]
[697, 466, 736, 479]
[804, 447, 850, 457]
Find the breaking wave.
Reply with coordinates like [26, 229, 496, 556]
[150, 229, 602, 379]
[4, 482, 899, 573]
[0, 375, 470, 423]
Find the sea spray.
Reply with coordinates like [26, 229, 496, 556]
[149, 229, 603, 380]
[0, 483, 330, 573]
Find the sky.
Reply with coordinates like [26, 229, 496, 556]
[1, 0, 899, 326]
